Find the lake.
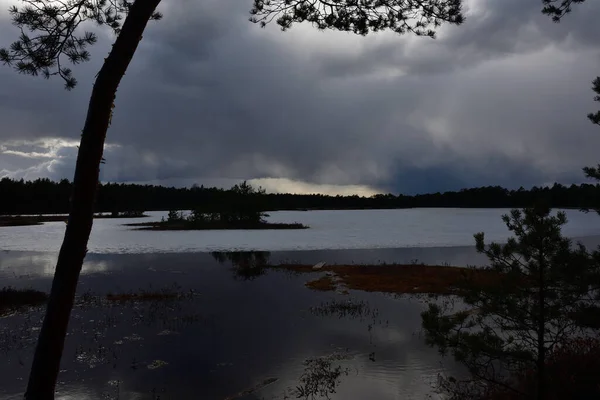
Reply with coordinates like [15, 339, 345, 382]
[2, 208, 600, 253]
[1, 209, 599, 399]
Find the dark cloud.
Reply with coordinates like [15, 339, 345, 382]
[0, 0, 598, 194]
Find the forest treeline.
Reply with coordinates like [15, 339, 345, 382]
[1, 177, 599, 215]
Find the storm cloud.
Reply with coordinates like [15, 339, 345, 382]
[0, 0, 599, 195]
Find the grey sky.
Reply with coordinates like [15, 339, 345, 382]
[0, 0, 598, 195]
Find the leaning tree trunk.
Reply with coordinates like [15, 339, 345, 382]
[25, 0, 161, 398]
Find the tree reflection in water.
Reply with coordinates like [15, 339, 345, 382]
[293, 353, 353, 400]
[211, 251, 271, 280]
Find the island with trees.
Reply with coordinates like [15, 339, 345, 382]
[126, 181, 308, 230]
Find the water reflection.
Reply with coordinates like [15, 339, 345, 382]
[0, 252, 108, 280]
[210, 251, 271, 280]
[309, 299, 380, 321]
[0, 251, 461, 399]
[294, 353, 353, 400]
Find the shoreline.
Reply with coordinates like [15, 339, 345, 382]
[0, 213, 149, 227]
[126, 221, 309, 231]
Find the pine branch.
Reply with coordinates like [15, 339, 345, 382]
[0, 0, 162, 89]
[542, 0, 587, 22]
[587, 76, 600, 126]
[249, 0, 464, 37]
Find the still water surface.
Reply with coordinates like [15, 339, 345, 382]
[0, 251, 463, 400]
[1, 209, 599, 399]
[1, 208, 599, 253]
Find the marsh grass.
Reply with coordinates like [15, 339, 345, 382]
[309, 299, 378, 320]
[277, 264, 500, 295]
[0, 287, 48, 315]
[305, 275, 337, 291]
[0, 282, 210, 400]
[105, 287, 196, 302]
[0, 285, 197, 316]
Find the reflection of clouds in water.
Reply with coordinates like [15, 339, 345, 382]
[0, 252, 108, 278]
[258, 306, 452, 399]
[0, 252, 57, 277]
[370, 325, 410, 343]
[0, 251, 460, 399]
[54, 384, 146, 400]
[258, 343, 445, 400]
[81, 260, 109, 275]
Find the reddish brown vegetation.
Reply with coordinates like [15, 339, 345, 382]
[277, 264, 500, 295]
[305, 275, 337, 291]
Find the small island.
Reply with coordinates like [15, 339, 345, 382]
[127, 182, 308, 231]
[128, 217, 308, 231]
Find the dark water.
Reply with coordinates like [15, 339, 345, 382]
[0, 248, 489, 399]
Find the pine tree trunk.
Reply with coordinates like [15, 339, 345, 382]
[24, 1, 161, 398]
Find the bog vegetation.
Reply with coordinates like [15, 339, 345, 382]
[421, 207, 600, 399]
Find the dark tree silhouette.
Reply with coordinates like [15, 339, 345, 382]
[583, 77, 600, 185]
[541, 0, 588, 22]
[249, 0, 463, 36]
[2, 1, 163, 398]
[0, 1, 466, 397]
[588, 77, 600, 127]
[3, 177, 600, 214]
[421, 207, 600, 400]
